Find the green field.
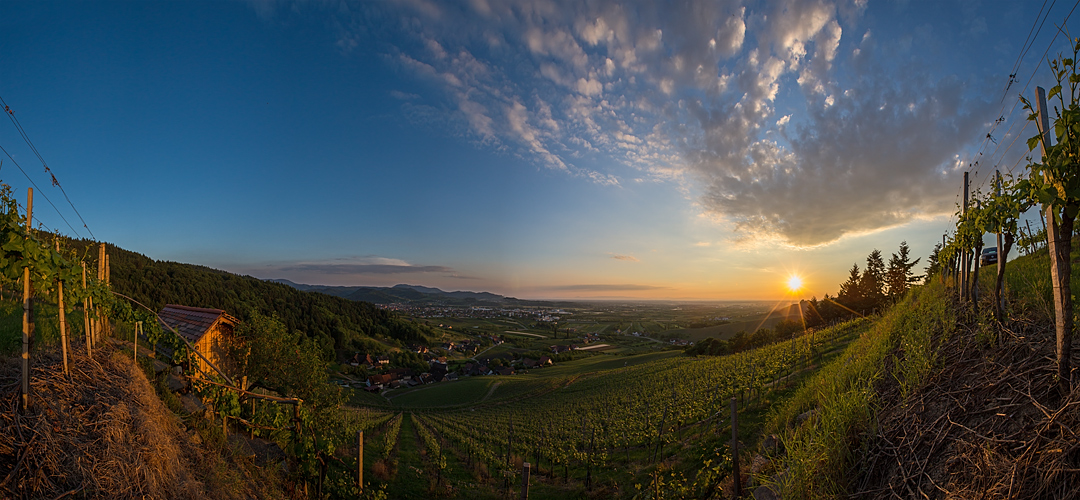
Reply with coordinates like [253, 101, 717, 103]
[344, 320, 865, 499]
[388, 377, 499, 408]
[380, 350, 684, 411]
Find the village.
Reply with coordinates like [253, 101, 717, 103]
[343, 332, 607, 393]
[144, 297, 778, 409]
[377, 303, 568, 322]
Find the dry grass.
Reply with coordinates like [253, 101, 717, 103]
[0, 345, 290, 499]
[854, 311, 1080, 499]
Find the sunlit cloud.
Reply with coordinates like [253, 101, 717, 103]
[610, 254, 639, 262]
[254, 0, 1005, 247]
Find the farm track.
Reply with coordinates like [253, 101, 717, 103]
[478, 381, 501, 403]
[503, 331, 548, 338]
[388, 414, 427, 498]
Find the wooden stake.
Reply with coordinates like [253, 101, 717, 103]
[995, 170, 1007, 322]
[730, 396, 740, 498]
[1023, 220, 1032, 253]
[961, 171, 970, 301]
[520, 462, 530, 500]
[20, 187, 33, 411]
[82, 262, 91, 358]
[134, 321, 141, 362]
[104, 251, 110, 337]
[56, 240, 68, 375]
[1036, 85, 1074, 395]
[357, 430, 364, 493]
[96, 243, 104, 342]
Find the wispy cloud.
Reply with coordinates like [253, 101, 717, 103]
[610, 254, 639, 262]
[254, 0, 1002, 246]
[390, 90, 420, 100]
[281, 263, 454, 275]
[276, 256, 461, 276]
[543, 284, 670, 292]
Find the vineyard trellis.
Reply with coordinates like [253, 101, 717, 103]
[0, 180, 397, 498]
[403, 319, 863, 496]
[937, 41, 1080, 396]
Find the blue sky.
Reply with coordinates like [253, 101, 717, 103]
[0, 0, 1070, 300]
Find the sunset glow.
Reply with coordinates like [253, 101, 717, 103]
[787, 276, 803, 293]
[0, 1, 1056, 301]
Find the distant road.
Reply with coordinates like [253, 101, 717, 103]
[504, 331, 548, 338]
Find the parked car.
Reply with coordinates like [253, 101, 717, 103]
[980, 247, 998, 266]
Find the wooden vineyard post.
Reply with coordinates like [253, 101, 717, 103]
[730, 396, 740, 498]
[104, 251, 110, 337]
[56, 240, 68, 375]
[20, 187, 33, 410]
[961, 171, 970, 302]
[520, 462, 530, 500]
[1025, 220, 1035, 253]
[293, 401, 302, 442]
[82, 262, 91, 358]
[1036, 85, 1074, 395]
[357, 430, 364, 494]
[995, 170, 1007, 323]
[942, 234, 947, 284]
[134, 321, 141, 362]
[96, 243, 103, 343]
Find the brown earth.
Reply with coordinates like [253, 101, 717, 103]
[0, 346, 290, 499]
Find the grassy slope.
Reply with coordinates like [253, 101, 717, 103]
[762, 243, 1075, 498]
[762, 282, 956, 498]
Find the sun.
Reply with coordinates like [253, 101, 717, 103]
[787, 275, 803, 293]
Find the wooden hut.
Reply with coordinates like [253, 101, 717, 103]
[158, 304, 240, 380]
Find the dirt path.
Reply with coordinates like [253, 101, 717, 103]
[478, 381, 501, 403]
[504, 330, 547, 338]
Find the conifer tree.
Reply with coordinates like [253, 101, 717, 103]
[838, 263, 861, 306]
[885, 241, 921, 301]
[859, 249, 887, 311]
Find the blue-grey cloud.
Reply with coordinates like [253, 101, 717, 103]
[251, 0, 1028, 246]
[280, 263, 454, 275]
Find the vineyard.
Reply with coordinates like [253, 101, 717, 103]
[342, 319, 867, 499]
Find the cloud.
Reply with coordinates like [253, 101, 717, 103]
[690, 41, 992, 246]
[277, 256, 458, 275]
[543, 284, 670, 291]
[390, 90, 421, 100]
[610, 254, 639, 262]
[284, 263, 454, 275]
[265, 0, 1000, 247]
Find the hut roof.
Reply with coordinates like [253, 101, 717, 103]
[158, 304, 238, 344]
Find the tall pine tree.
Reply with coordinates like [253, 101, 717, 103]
[886, 241, 921, 301]
[859, 249, 887, 311]
[838, 263, 862, 306]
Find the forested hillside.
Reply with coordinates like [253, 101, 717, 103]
[64, 239, 435, 356]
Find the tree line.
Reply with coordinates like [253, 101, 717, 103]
[802, 241, 922, 327]
[65, 240, 438, 360]
[687, 241, 920, 357]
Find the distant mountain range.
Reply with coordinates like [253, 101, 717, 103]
[269, 280, 515, 306]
